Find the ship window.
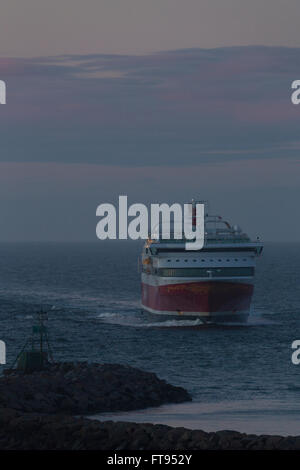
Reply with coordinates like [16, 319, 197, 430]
[184, 259, 188, 262]
[157, 267, 255, 278]
[193, 259, 197, 262]
[218, 259, 222, 262]
[226, 259, 230, 262]
[176, 259, 179, 262]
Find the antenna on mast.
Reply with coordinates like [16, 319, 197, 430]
[10, 306, 55, 373]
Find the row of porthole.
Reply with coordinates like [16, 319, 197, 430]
[167, 258, 248, 263]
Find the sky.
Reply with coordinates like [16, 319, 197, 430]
[0, 1, 300, 241]
[1, 0, 300, 56]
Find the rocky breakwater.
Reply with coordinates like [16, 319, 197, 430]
[0, 362, 191, 414]
[1, 362, 298, 450]
[0, 409, 299, 450]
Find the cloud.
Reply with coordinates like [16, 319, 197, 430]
[0, 46, 300, 166]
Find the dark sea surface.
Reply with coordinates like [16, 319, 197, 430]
[1, 241, 300, 434]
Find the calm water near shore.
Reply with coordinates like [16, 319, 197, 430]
[91, 400, 300, 436]
[0, 241, 300, 435]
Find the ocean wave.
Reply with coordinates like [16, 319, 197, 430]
[142, 318, 205, 328]
[95, 311, 205, 328]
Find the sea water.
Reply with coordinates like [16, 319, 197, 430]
[0, 241, 300, 435]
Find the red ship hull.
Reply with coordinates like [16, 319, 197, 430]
[141, 280, 254, 322]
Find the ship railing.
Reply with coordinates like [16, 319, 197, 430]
[150, 236, 252, 244]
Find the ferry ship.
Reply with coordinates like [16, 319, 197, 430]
[141, 203, 263, 323]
